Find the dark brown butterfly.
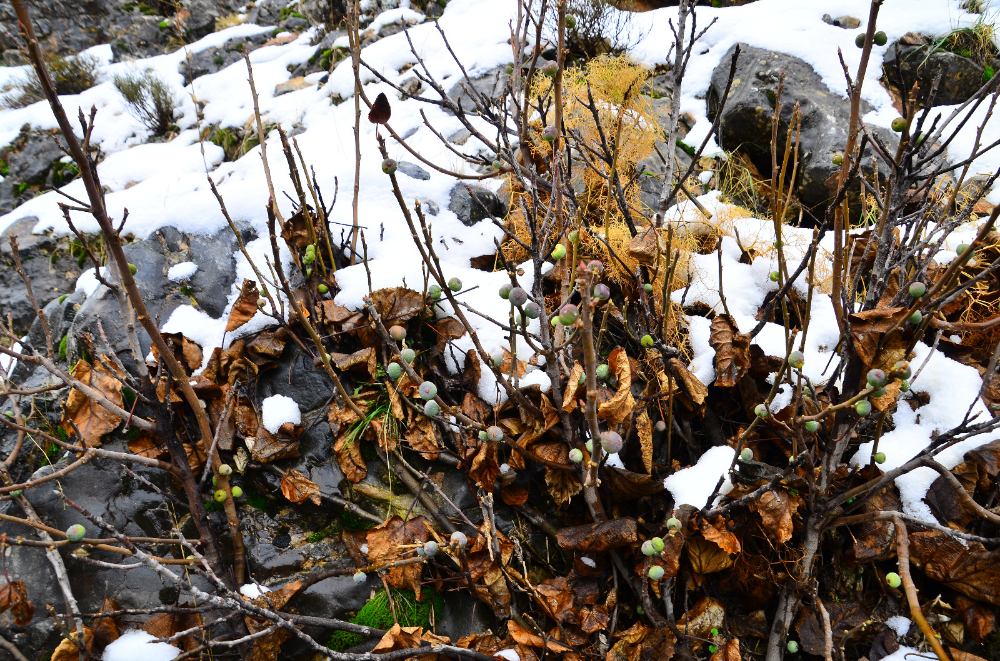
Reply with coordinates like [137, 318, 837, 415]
[368, 92, 391, 125]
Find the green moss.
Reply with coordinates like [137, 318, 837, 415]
[245, 486, 279, 515]
[58, 335, 68, 362]
[326, 588, 442, 651]
[340, 509, 376, 530]
[213, 55, 225, 65]
[204, 499, 223, 513]
[676, 139, 696, 158]
[306, 530, 329, 543]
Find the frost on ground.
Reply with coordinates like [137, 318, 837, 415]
[101, 630, 180, 661]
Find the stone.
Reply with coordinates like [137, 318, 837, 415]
[832, 15, 861, 29]
[883, 39, 986, 107]
[398, 76, 423, 100]
[7, 132, 62, 185]
[283, 16, 309, 30]
[445, 64, 509, 116]
[448, 184, 507, 226]
[275, 76, 313, 96]
[423, 199, 440, 216]
[0, 217, 85, 334]
[67, 223, 256, 375]
[397, 161, 431, 180]
[707, 43, 895, 215]
[179, 32, 275, 85]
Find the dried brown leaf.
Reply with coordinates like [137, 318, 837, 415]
[598, 347, 634, 425]
[749, 489, 797, 544]
[369, 287, 424, 325]
[61, 358, 124, 447]
[366, 516, 430, 596]
[555, 518, 638, 553]
[910, 531, 1000, 605]
[226, 279, 260, 333]
[280, 469, 321, 505]
[709, 314, 751, 387]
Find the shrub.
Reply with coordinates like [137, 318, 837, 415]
[215, 13, 247, 31]
[1, 52, 100, 109]
[545, 0, 646, 62]
[112, 69, 176, 136]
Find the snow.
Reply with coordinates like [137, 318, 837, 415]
[580, 556, 597, 568]
[664, 445, 735, 509]
[261, 394, 301, 433]
[102, 630, 180, 661]
[519, 368, 552, 392]
[495, 650, 520, 661]
[167, 261, 199, 282]
[876, 647, 920, 661]
[240, 583, 272, 598]
[75, 267, 105, 297]
[885, 615, 911, 637]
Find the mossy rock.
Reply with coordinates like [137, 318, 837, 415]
[326, 587, 443, 651]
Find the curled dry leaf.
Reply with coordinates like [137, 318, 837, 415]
[50, 627, 93, 661]
[369, 287, 425, 325]
[847, 306, 908, 367]
[506, 620, 573, 653]
[678, 596, 726, 643]
[709, 314, 751, 387]
[909, 531, 1000, 605]
[225, 279, 260, 333]
[555, 518, 638, 553]
[366, 516, 431, 597]
[280, 469, 322, 505]
[330, 346, 377, 380]
[606, 621, 675, 661]
[250, 426, 300, 463]
[700, 516, 742, 554]
[61, 358, 125, 447]
[749, 489, 797, 544]
[93, 597, 121, 649]
[0, 580, 33, 626]
[598, 347, 634, 425]
[334, 434, 367, 483]
[710, 638, 741, 661]
[501, 483, 529, 506]
[687, 536, 735, 575]
[563, 361, 584, 412]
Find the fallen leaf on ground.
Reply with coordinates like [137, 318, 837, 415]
[280, 469, 321, 505]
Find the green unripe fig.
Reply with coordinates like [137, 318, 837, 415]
[429, 284, 442, 299]
[636, 605, 644, 615]
[886, 572, 901, 588]
[551, 243, 567, 259]
[769, 271, 779, 282]
[524, 301, 541, 319]
[805, 420, 819, 432]
[755, 404, 769, 419]
[855, 400, 872, 416]
[541, 60, 557, 77]
[565, 14, 576, 29]
[957, 243, 972, 256]
[874, 451, 886, 464]
[509, 287, 528, 307]
[8, 489, 22, 497]
[900, 379, 910, 392]
[569, 448, 583, 463]
[640, 334, 654, 348]
[568, 230, 579, 243]
[128, 263, 138, 275]
[787, 641, 799, 654]
[499, 283, 513, 299]
[66, 524, 86, 542]
[382, 158, 397, 174]
[231, 486, 243, 498]
[214, 489, 227, 502]
[867, 369, 888, 388]
[506, 64, 514, 75]
[651, 537, 664, 552]
[874, 30, 888, 46]
[585, 439, 593, 453]
[593, 283, 611, 301]
[212, 476, 217, 486]
[479, 430, 489, 442]
[641, 540, 655, 556]
[542, 125, 558, 142]
[740, 447, 753, 461]
[492, 160, 501, 170]
[596, 364, 610, 380]
[788, 350, 804, 369]
[559, 304, 578, 325]
[891, 117, 907, 132]
[487, 426, 504, 442]
[908, 281, 926, 297]
[832, 151, 843, 165]
[303, 252, 315, 264]
[648, 565, 665, 580]
[600, 431, 623, 454]
[855, 33, 866, 48]
[871, 387, 886, 398]
[306, 244, 315, 255]
[401, 348, 416, 363]
[317, 284, 329, 294]
[386, 362, 402, 380]
[218, 464, 232, 476]
[666, 517, 682, 531]
[424, 400, 440, 417]
[644, 283, 653, 293]
[418, 381, 438, 400]
[448, 277, 462, 291]
[909, 310, 922, 325]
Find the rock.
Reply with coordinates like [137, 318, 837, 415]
[832, 15, 861, 29]
[7, 132, 62, 185]
[179, 32, 275, 85]
[0, 217, 86, 334]
[708, 43, 895, 215]
[883, 39, 986, 107]
[448, 184, 508, 226]
[283, 16, 309, 30]
[397, 161, 430, 180]
[398, 76, 423, 100]
[423, 199, 440, 216]
[66, 223, 256, 375]
[445, 64, 508, 116]
[275, 76, 313, 96]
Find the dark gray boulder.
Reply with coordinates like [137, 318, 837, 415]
[708, 43, 895, 216]
[882, 34, 988, 107]
[448, 183, 507, 226]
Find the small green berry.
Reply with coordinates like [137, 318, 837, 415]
[451, 531, 468, 548]
[382, 158, 397, 174]
[909, 310, 923, 325]
[787, 641, 799, 654]
[788, 350, 804, 369]
[787, 489, 798, 497]
[641, 540, 656, 556]
[769, 271, 779, 282]
[600, 431, 623, 454]
[66, 524, 86, 542]
[666, 517, 682, 531]
[886, 572, 901, 588]
[218, 464, 232, 476]
[128, 263, 137, 275]
[648, 566, 664, 581]
[524, 301, 542, 319]
[487, 426, 504, 442]
[429, 284, 442, 299]
[900, 379, 910, 392]
[644, 283, 653, 293]
[418, 381, 438, 400]
[651, 537, 664, 552]
[593, 283, 611, 301]
[596, 364, 610, 380]
[740, 447, 753, 461]
[640, 334, 654, 348]
[479, 431, 489, 442]
[492, 160, 501, 170]
[448, 277, 462, 291]
[873, 451, 886, 464]
[499, 283, 513, 299]
[317, 284, 329, 294]
[565, 14, 576, 29]
[908, 282, 926, 297]
[957, 243, 972, 256]
[8, 489, 22, 497]
[424, 400, 440, 417]
[214, 489, 227, 502]
[542, 125, 558, 142]
[874, 31, 888, 46]
[568, 230, 579, 243]
[585, 439, 593, 453]
[401, 348, 416, 363]
[892, 361, 912, 379]
[755, 404, 769, 419]
[559, 304, 578, 325]
[867, 369, 888, 388]
[509, 287, 528, 307]
[231, 486, 243, 498]
[891, 117, 908, 132]
[855, 33, 866, 48]
[832, 151, 843, 165]
[871, 387, 886, 398]
[805, 420, 819, 432]
[636, 605, 644, 615]
[569, 448, 583, 463]
[855, 400, 872, 416]
[551, 244, 567, 260]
